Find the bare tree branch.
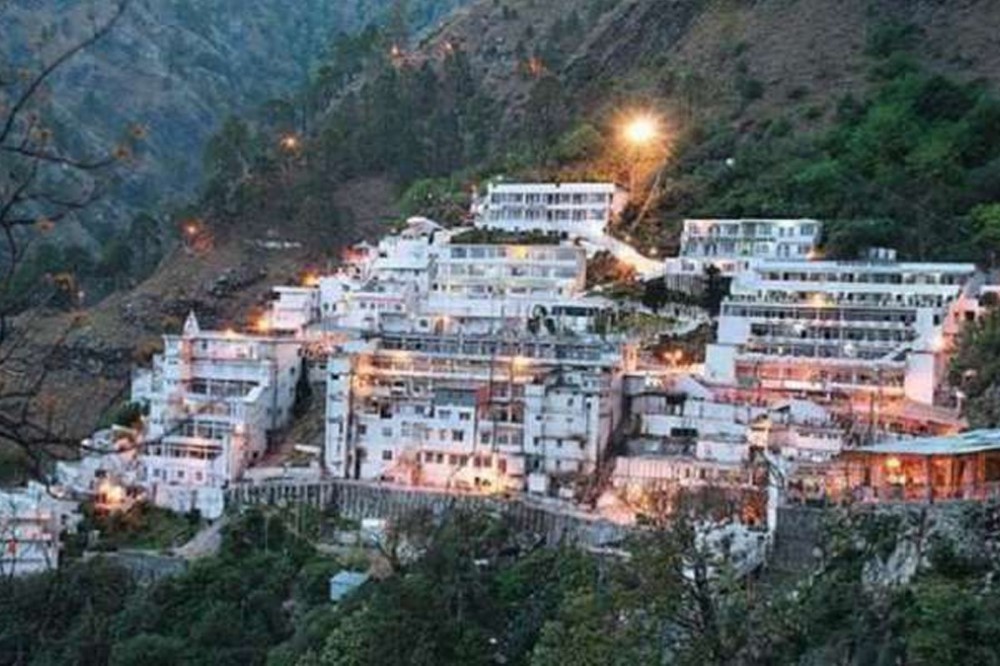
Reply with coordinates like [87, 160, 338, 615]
[0, 0, 133, 475]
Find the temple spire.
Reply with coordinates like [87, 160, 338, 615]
[182, 310, 200, 337]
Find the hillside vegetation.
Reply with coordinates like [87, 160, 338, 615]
[2, 506, 1000, 665]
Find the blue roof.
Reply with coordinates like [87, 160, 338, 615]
[329, 570, 370, 601]
[859, 429, 1000, 456]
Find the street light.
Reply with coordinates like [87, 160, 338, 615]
[623, 114, 659, 146]
[619, 112, 663, 203]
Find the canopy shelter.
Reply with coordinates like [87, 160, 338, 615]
[842, 429, 1000, 502]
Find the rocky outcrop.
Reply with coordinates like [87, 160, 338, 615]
[776, 502, 1000, 586]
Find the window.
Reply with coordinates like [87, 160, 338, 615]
[382, 427, 393, 438]
[357, 424, 367, 435]
[452, 430, 464, 442]
[382, 449, 393, 461]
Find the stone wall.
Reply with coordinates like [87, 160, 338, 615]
[771, 505, 826, 574]
[227, 480, 630, 548]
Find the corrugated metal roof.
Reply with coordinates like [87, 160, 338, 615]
[859, 430, 1000, 456]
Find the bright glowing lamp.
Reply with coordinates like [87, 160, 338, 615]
[623, 115, 659, 146]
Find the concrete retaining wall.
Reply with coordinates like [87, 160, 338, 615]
[227, 480, 630, 547]
[771, 505, 826, 574]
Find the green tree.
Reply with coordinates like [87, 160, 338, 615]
[110, 633, 187, 666]
[971, 203, 1000, 267]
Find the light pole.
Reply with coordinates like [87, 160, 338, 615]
[622, 114, 659, 196]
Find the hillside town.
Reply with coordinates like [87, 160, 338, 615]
[4, 178, 1000, 577]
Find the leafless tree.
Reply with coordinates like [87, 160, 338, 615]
[0, 0, 132, 477]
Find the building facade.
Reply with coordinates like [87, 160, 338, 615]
[0, 482, 80, 577]
[325, 331, 631, 497]
[131, 312, 303, 517]
[665, 218, 822, 279]
[704, 254, 977, 406]
[472, 182, 627, 238]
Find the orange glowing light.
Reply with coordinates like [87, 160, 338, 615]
[885, 456, 902, 471]
[280, 134, 300, 151]
[98, 480, 126, 507]
[622, 114, 660, 146]
[302, 273, 321, 288]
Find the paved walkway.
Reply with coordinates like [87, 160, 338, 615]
[581, 233, 663, 280]
[173, 516, 228, 560]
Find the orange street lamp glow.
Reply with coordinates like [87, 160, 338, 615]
[280, 134, 300, 151]
[623, 114, 659, 146]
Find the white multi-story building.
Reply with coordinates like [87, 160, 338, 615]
[473, 182, 627, 239]
[611, 374, 843, 506]
[261, 286, 320, 335]
[325, 331, 632, 497]
[704, 252, 977, 406]
[131, 312, 303, 517]
[665, 218, 822, 278]
[423, 242, 596, 332]
[313, 218, 614, 339]
[0, 482, 80, 577]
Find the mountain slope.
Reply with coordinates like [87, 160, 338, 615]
[3, 0, 470, 244]
[10, 0, 1000, 452]
[423, 0, 1000, 134]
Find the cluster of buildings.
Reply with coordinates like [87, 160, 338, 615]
[0, 427, 138, 577]
[7, 179, 999, 576]
[121, 181, 997, 516]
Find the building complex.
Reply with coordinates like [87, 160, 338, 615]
[24, 183, 989, 560]
[704, 250, 977, 408]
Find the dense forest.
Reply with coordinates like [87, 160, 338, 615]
[2, 506, 999, 666]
